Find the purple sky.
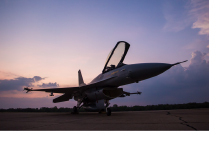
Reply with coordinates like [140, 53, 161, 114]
[0, 0, 209, 109]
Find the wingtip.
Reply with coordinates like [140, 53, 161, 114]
[23, 87, 32, 93]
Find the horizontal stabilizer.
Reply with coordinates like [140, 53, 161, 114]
[53, 93, 72, 103]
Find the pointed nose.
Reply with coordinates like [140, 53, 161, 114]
[128, 63, 172, 81]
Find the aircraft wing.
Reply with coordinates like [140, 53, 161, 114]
[24, 87, 79, 93]
[24, 76, 115, 93]
[24, 76, 116, 103]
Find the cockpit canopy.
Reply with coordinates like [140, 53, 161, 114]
[102, 41, 130, 73]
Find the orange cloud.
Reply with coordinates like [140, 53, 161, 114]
[0, 71, 19, 80]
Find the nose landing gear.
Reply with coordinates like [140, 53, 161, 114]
[105, 100, 111, 116]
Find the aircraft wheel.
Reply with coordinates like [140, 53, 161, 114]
[98, 109, 105, 114]
[106, 108, 111, 116]
[71, 106, 78, 114]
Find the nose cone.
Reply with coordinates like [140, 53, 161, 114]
[128, 63, 172, 81]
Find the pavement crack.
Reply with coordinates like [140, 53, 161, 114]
[180, 123, 197, 130]
[179, 117, 187, 123]
[166, 111, 197, 130]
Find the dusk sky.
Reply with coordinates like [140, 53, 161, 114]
[0, 0, 209, 109]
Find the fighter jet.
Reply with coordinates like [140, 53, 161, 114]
[24, 41, 187, 116]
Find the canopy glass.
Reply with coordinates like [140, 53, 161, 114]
[102, 41, 130, 73]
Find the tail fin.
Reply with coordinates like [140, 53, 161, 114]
[78, 70, 86, 87]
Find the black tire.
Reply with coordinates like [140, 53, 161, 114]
[98, 109, 105, 114]
[72, 106, 78, 114]
[106, 108, 111, 116]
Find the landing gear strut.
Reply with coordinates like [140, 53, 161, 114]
[105, 100, 111, 116]
[106, 108, 111, 116]
[71, 98, 85, 114]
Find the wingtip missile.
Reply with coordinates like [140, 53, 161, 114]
[23, 87, 32, 93]
[123, 91, 142, 96]
[137, 91, 142, 95]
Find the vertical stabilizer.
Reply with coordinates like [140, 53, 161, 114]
[78, 70, 86, 87]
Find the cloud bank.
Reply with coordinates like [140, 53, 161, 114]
[0, 76, 59, 96]
[0, 76, 44, 92]
[190, 0, 209, 35]
[38, 82, 59, 88]
[163, 0, 209, 36]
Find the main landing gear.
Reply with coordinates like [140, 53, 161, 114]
[71, 106, 78, 114]
[105, 100, 111, 116]
[72, 98, 84, 114]
[98, 108, 111, 116]
[106, 108, 111, 116]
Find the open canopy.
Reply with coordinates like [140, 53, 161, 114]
[102, 41, 130, 73]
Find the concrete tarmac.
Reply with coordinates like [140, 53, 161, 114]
[0, 108, 208, 131]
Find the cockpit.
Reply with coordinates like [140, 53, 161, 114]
[102, 41, 130, 73]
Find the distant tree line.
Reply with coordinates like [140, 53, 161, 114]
[110, 102, 209, 111]
[0, 102, 208, 112]
[0, 106, 72, 112]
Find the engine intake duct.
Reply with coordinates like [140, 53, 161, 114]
[86, 87, 123, 101]
[103, 88, 123, 98]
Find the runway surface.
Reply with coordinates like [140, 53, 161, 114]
[0, 108, 208, 131]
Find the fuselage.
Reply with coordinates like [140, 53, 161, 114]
[90, 63, 173, 88]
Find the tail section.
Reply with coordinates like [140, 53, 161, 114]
[78, 70, 86, 87]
